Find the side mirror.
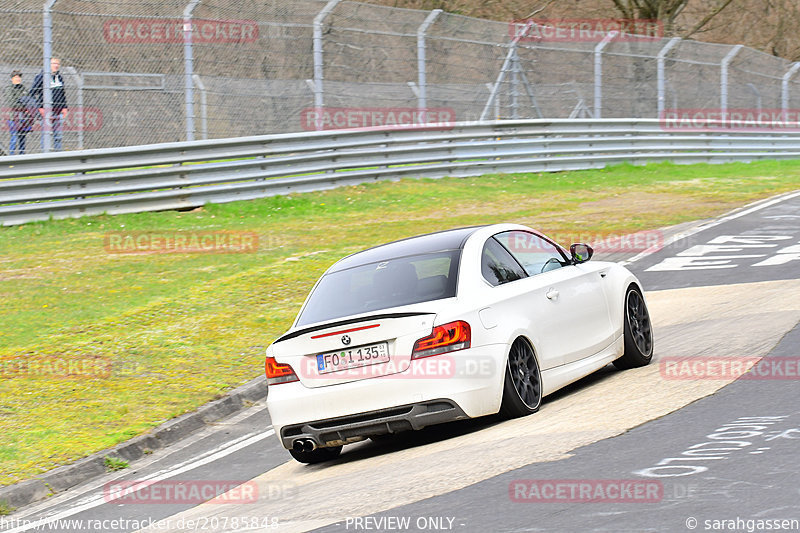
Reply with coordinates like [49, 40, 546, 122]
[570, 243, 593, 264]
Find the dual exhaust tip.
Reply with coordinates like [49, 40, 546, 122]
[292, 438, 317, 453]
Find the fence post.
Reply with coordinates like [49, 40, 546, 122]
[65, 66, 83, 150]
[42, 0, 59, 153]
[417, 9, 442, 115]
[720, 44, 743, 114]
[313, 0, 343, 131]
[593, 31, 617, 119]
[657, 37, 680, 116]
[192, 74, 208, 140]
[782, 63, 800, 114]
[745, 83, 762, 112]
[511, 44, 521, 119]
[184, 0, 200, 142]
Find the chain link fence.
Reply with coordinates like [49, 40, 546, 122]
[2, 0, 800, 154]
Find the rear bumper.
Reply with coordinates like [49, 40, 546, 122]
[279, 399, 468, 449]
[267, 344, 508, 449]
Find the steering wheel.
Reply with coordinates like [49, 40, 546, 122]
[540, 258, 562, 273]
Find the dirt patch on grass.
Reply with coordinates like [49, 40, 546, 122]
[579, 191, 731, 214]
[0, 266, 52, 280]
[576, 191, 738, 223]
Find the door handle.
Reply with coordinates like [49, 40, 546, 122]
[546, 288, 559, 300]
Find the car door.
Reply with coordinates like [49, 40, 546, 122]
[479, 236, 566, 371]
[494, 230, 615, 366]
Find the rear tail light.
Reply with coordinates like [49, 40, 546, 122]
[265, 356, 299, 385]
[412, 320, 471, 359]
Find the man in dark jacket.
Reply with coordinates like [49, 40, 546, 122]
[30, 57, 69, 151]
[4, 70, 33, 155]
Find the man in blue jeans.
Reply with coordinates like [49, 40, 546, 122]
[4, 70, 32, 155]
[30, 57, 69, 151]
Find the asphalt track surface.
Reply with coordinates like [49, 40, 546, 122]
[2, 191, 799, 533]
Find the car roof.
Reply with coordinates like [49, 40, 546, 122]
[328, 225, 486, 273]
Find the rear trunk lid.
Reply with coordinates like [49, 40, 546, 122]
[271, 311, 437, 388]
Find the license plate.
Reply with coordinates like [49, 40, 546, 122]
[316, 343, 390, 375]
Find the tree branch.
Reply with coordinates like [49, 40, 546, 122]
[681, 0, 735, 39]
[612, 0, 635, 20]
[524, 0, 558, 20]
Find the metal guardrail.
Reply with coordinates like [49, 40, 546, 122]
[2, 119, 800, 226]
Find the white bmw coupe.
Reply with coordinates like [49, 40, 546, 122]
[265, 224, 653, 463]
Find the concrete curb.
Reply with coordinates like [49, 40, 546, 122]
[0, 375, 267, 512]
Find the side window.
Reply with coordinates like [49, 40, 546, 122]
[481, 238, 528, 286]
[494, 230, 567, 277]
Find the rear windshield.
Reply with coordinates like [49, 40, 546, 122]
[295, 250, 460, 327]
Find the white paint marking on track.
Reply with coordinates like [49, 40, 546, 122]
[66, 430, 266, 511]
[619, 190, 800, 267]
[7, 400, 272, 521]
[0, 429, 274, 533]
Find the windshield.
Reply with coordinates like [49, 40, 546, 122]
[295, 250, 460, 327]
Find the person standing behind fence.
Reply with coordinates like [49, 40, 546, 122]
[4, 70, 34, 155]
[30, 58, 68, 151]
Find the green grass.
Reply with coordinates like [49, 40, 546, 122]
[103, 456, 128, 472]
[0, 500, 14, 516]
[1, 159, 800, 486]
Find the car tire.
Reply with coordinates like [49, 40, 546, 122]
[613, 285, 654, 369]
[289, 445, 342, 464]
[499, 338, 542, 418]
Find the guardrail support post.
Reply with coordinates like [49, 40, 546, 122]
[657, 37, 680, 116]
[781, 62, 800, 114]
[183, 0, 201, 142]
[313, 0, 343, 131]
[720, 44, 743, 114]
[593, 31, 617, 119]
[417, 9, 442, 116]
